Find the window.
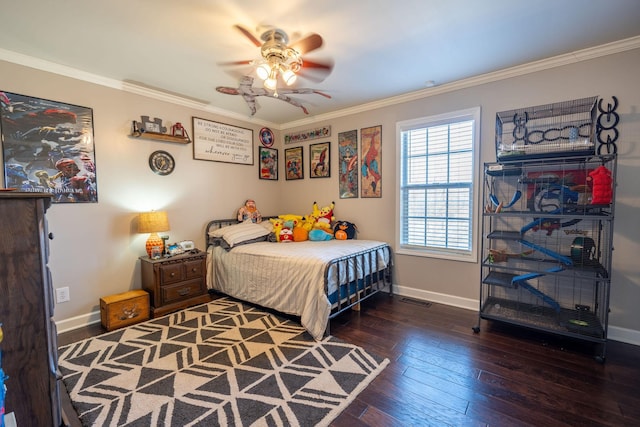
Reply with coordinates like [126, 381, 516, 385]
[396, 107, 480, 261]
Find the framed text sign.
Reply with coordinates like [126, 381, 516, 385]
[192, 117, 253, 165]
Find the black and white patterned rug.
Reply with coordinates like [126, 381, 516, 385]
[58, 297, 388, 426]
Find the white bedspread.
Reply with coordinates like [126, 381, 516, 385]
[206, 240, 389, 340]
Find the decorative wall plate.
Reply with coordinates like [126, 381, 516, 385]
[148, 150, 175, 175]
[259, 127, 274, 147]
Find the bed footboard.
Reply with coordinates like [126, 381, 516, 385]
[325, 244, 393, 330]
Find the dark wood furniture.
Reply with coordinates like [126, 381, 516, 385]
[0, 192, 63, 426]
[140, 250, 210, 317]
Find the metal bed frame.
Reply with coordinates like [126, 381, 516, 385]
[205, 218, 393, 335]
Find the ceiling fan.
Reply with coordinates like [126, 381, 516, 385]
[220, 24, 334, 91]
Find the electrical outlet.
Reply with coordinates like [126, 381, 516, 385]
[56, 287, 70, 303]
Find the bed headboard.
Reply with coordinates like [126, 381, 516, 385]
[205, 217, 278, 246]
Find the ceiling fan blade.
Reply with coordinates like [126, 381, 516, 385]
[301, 58, 334, 71]
[218, 59, 254, 66]
[296, 70, 325, 83]
[290, 33, 323, 54]
[234, 24, 262, 47]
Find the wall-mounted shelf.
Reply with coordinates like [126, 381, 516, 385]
[129, 131, 191, 144]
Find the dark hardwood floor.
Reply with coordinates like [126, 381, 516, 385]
[58, 293, 640, 426]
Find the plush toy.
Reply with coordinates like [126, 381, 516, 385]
[279, 227, 294, 242]
[312, 201, 335, 231]
[237, 199, 262, 223]
[302, 213, 317, 231]
[309, 228, 334, 241]
[588, 165, 613, 205]
[293, 225, 309, 242]
[278, 214, 304, 227]
[269, 218, 284, 242]
[334, 221, 358, 240]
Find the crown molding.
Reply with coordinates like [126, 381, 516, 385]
[2, 35, 639, 131]
[0, 48, 277, 128]
[281, 35, 640, 129]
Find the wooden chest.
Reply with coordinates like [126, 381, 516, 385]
[100, 290, 150, 331]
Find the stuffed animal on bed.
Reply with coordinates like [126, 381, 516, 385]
[237, 199, 262, 223]
[312, 201, 335, 231]
[279, 227, 294, 242]
[293, 224, 309, 241]
[269, 218, 284, 242]
[309, 228, 334, 241]
[334, 221, 358, 240]
[278, 214, 304, 228]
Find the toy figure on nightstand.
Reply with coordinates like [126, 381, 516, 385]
[237, 199, 262, 223]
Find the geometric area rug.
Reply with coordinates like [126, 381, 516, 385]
[58, 297, 389, 426]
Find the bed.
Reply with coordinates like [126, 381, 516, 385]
[205, 218, 393, 340]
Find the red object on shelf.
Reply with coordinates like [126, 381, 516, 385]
[171, 122, 185, 137]
[588, 165, 613, 204]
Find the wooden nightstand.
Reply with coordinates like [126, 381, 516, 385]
[140, 250, 210, 318]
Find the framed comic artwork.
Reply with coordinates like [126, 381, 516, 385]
[309, 141, 330, 178]
[258, 146, 278, 180]
[360, 125, 382, 198]
[284, 146, 304, 180]
[1, 90, 98, 203]
[338, 130, 358, 198]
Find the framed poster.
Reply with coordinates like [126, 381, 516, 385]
[258, 146, 278, 180]
[309, 141, 330, 178]
[360, 125, 382, 198]
[284, 125, 331, 144]
[284, 147, 304, 180]
[338, 130, 358, 198]
[1, 90, 98, 203]
[192, 117, 253, 165]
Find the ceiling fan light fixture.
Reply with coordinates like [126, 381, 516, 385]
[282, 68, 297, 85]
[256, 63, 271, 80]
[264, 77, 278, 90]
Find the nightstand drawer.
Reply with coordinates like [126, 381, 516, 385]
[159, 262, 184, 285]
[140, 250, 208, 318]
[184, 258, 204, 279]
[162, 279, 205, 304]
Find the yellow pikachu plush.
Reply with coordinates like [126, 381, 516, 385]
[312, 201, 335, 231]
[269, 218, 284, 242]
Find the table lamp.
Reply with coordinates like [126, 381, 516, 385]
[138, 211, 170, 258]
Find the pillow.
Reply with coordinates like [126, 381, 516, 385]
[209, 222, 270, 248]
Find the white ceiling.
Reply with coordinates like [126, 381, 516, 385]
[1, 0, 640, 127]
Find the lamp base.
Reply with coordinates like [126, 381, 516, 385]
[146, 233, 164, 258]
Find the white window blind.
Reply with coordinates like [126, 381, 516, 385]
[397, 108, 479, 261]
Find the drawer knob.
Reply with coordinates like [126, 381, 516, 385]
[192, 268, 197, 272]
[178, 288, 189, 296]
[170, 272, 176, 277]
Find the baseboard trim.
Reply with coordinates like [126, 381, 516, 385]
[56, 288, 640, 347]
[607, 326, 640, 346]
[56, 310, 101, 334]
[393, 285, 478, 311]
[392, 285, 640, 347]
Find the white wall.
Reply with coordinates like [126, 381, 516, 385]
[0, 60, 283, 326]
[279, 48, 640, 343]
[1, 47, 639, 344]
